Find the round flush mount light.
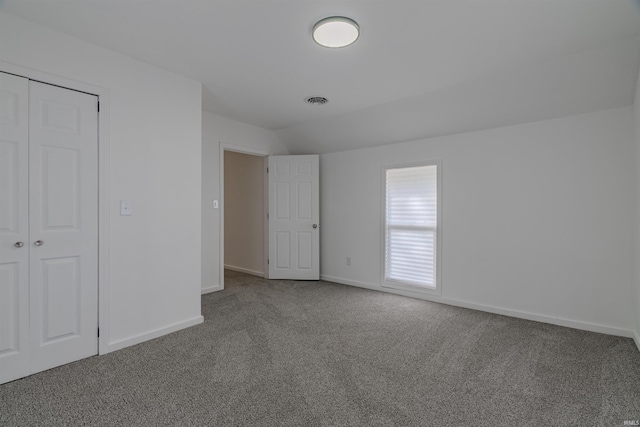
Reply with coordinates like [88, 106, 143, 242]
[312, 16, 359, 48]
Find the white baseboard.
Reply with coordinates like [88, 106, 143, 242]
[201, 285, 222, 295]
[107, 315, 204, 353]
[224, 264, 264, 278]
[321, 275, 636, 340]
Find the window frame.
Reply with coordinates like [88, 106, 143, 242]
[381, 160, 442, 296]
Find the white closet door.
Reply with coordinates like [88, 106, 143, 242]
[28, 81, 98, 373]
[0, 73, 30, 384]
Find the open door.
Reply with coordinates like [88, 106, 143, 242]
[268, 155, 319, 280]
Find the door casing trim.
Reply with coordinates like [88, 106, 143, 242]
[1, 60, 111, 355]
[218, 143, 271, 292]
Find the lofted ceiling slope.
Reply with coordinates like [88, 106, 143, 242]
[2, 0, 639, 154]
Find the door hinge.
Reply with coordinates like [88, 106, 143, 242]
[267, 167, 269, 173]
[97, 327, 100, 338]
[97, 101, 100, 112]
[267, 213, 269, 219]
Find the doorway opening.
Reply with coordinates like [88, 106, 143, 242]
[219, 145, 270, 290]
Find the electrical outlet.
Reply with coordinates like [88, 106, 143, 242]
[346, 257, 351, 266]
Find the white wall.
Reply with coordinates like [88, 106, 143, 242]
[0, 12, 203, 351]
[321, 107, 636, 336]
[201, 111, 288, 293]
[224, 151, 265, 276]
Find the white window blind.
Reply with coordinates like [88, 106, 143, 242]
[384, 164, 438, 289]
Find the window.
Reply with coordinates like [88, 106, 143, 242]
[383, 162, 440, 293]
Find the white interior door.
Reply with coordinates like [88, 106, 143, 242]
[0, 73, 30, 384]
[28, 81, 98, 373]
[0, 74, 98, 384]
[268, 155, 319, 280]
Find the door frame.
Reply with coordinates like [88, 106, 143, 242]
[1, 60, 110, 355]
[218, 143, 270, 290]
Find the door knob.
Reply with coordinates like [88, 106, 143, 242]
[313, 224, 318, 229]
[34, 240, 44, 246]
[14, 242, 24, 248]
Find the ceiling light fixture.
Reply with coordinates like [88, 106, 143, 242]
[312, 16, 359, 48]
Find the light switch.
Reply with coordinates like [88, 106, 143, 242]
[120, 200, 132, 216]
[213, 200, 219, 209]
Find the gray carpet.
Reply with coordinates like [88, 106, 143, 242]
[1, 270, 639, 426]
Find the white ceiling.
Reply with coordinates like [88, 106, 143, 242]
[3, 0, 639, 154]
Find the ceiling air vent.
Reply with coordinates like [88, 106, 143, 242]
[306, 96, 328, 105]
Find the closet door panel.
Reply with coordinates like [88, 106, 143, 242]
[0, 72, 30, 384]
[29, 81, 98, 373]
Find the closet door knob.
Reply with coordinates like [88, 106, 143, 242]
[14, 242, 24, 248]
[34, 240, 44, 246]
